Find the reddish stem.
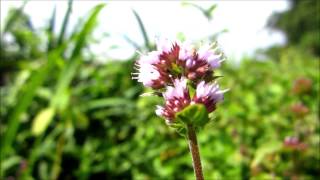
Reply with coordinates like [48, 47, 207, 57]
[187, 125, 204, 180]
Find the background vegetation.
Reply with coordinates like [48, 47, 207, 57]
[1, 1, 319, 179]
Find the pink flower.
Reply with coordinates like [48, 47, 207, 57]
[156, 78, 227, 122]
[156, 78, 191, 122]
[132, 51, 168, 89]
[132, 39, 225, 89]
[198, 43, 224, 69]
[133, 38, 227, 125]
[192, 81, 227, 112]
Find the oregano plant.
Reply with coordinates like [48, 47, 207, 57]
[132, 38, 228, 180]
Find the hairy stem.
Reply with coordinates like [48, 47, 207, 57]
[187, 125, 204, 180]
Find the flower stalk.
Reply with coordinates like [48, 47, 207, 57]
[187, 124, 204, 180]
[132, 38, 228, 179]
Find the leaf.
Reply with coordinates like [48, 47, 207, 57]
[1, 51, 59, 159]
[51, 3, 105, 109]
[52, 88, 70, 112]
[39, 161, 49, 180]
[181, 2, 217, 20]
[70, 4, 105, 59]
[0, 156, 22, 176]
[206, 4, 217, 19]
[2, 0, 27, 34]
[57, 0, 73, 46]
[168, 120, 187, 137]
[31, 107, 55, 136]
[72, 108, 89, 129]
[251, 141, 282, 168]
[123, 35, 140, 50]
[47, 6, 56, 51]
[132, 9, 151, 50]
[81, 98, 133, 111]
[175, 104, 209, 127]
[187, 81, 196, 98]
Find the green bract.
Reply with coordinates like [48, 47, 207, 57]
[169, 104, 209, 136]
[176, 104, 209, 127]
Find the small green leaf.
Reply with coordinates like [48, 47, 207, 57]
[168, 119, 187, 137]
[187, 81, 196, 98]
[1, 156, 22, 176]
[251, 141, 282, 168]
[175, 104, 209, 127]
[31, 107, 55, 136]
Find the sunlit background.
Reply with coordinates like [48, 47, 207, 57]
[1, 0, 289, 61]
[1, 0, 319, 179]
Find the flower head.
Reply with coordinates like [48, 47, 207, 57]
[133, 38, 227, 179]
[156, 78, 227, 123]
[132, 51, 167, 89]
[156, 78, 191, 122]
[132, 38, 225, 89]
[133, 38, 227, 125]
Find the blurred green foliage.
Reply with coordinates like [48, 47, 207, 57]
[0, 1, 319, 180]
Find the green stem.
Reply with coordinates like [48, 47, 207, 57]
[187, 125, 204, 180]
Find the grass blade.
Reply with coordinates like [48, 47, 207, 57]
[123, 35, 141, 50]
[51, 4, 105, 109]
[47, 6, 57, 51]
[57, 0, 73, 46]
[70, 4, 105, 59]
[132, 9, 151, 50]
[1, 51, 59, 159]
[80, 98, 133, 111]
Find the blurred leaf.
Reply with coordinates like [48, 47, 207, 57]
[39, 161, 49, 180]
[72, 108, 89, 129]
[132, 9, 151, 50]
[182, 2, 217, 20]
[47, 6, 57, 51]
[57, 0, 73, 46]
[251, 141, 282, 168]
[123, 35, 140, 50]
[32, 107, 55, 136]
[81, 98, 133, 111]
[1, 51, 59, 159]
[2, 0, 27, 34]
[51, 4, 105, 110]
[70, 4, 105, 59]
[0, 156, 22, 176]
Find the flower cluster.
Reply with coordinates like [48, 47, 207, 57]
[133, 38, 227, 123]
[283, 136, 307, 151]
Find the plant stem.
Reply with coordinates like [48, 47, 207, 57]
[187, 124, 204, 180]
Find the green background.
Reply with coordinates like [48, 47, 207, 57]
[1, 1, 319, 179]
